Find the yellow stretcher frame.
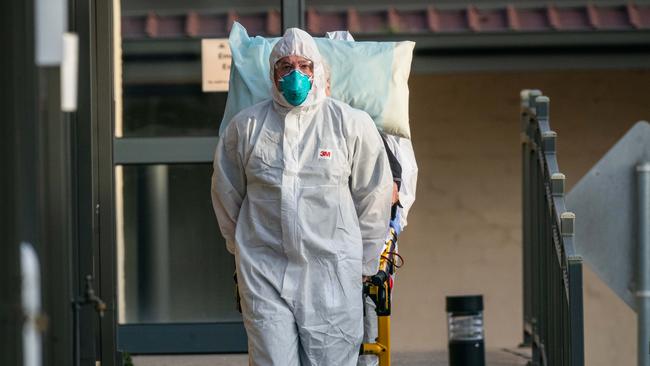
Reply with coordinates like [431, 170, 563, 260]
[360, 227, 399, 366]
[360, 315, 391, 366]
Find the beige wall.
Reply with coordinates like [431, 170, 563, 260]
[394, 69, 650, 365]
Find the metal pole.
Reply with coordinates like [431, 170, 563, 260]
[139, 165, 170, 322]
[21, 243, 42, 366]
[520, 90, 532, 347]
[281, 0, 304, 31]
[638, 162, 650, 366]
[72, 302, 80, 366]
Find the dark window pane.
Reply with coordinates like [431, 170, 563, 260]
[122, 85, 225, 137]
[119, 164, 240, 323]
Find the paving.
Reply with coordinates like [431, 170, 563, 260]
[133, 348, 531, 366]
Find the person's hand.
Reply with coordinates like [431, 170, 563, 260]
[391, 182, 399, 205]
[362, 275, 371, 283]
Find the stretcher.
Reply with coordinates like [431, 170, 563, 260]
[360, 226, 403, 366]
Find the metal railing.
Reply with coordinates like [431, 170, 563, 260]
[521, 90, 584, 366]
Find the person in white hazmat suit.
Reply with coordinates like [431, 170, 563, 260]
[211, 27, 393, 365]
[325, 30, 418, 366]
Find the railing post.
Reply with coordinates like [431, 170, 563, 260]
[535, 96, 550, 131]
[551, 173, 565, 197]
[521, 89, 542, 130]
[543, 131, 557, 155]
[521, 90, 533, 347]
[527, 89, 543, 110]
[637, 163, 650, 366]
[560, 212, 575, 237]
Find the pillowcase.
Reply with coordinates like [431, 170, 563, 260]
[220, 22, 414, 139]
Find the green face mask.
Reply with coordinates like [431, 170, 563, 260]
[279, 69, 312, 106]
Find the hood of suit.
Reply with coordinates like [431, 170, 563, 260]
[269, 28, 327, 109]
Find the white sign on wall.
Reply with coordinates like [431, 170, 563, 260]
[201, 39, 231, 92]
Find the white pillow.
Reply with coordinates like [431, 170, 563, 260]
[221, 22, 414, 139]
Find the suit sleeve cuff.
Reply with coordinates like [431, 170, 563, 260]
[362, 257, 380, 276]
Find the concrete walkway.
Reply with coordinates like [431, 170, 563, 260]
[133, 348, 531, 366]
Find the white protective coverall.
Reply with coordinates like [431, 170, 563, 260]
[211, 28, 393, 366]
[383, 134, 418, 229]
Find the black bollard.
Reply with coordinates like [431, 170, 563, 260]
[446, 295, 485, 366]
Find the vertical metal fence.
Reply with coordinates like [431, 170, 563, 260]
[521, 90, 584, 366]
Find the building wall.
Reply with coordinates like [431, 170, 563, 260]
[394, 69, 649, 366]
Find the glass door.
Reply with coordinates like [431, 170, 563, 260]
[114, 0, 282, 354]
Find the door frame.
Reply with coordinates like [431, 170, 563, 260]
[97, 0, 306, 358]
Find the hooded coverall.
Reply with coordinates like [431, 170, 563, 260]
[211, 28, 393, 366]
